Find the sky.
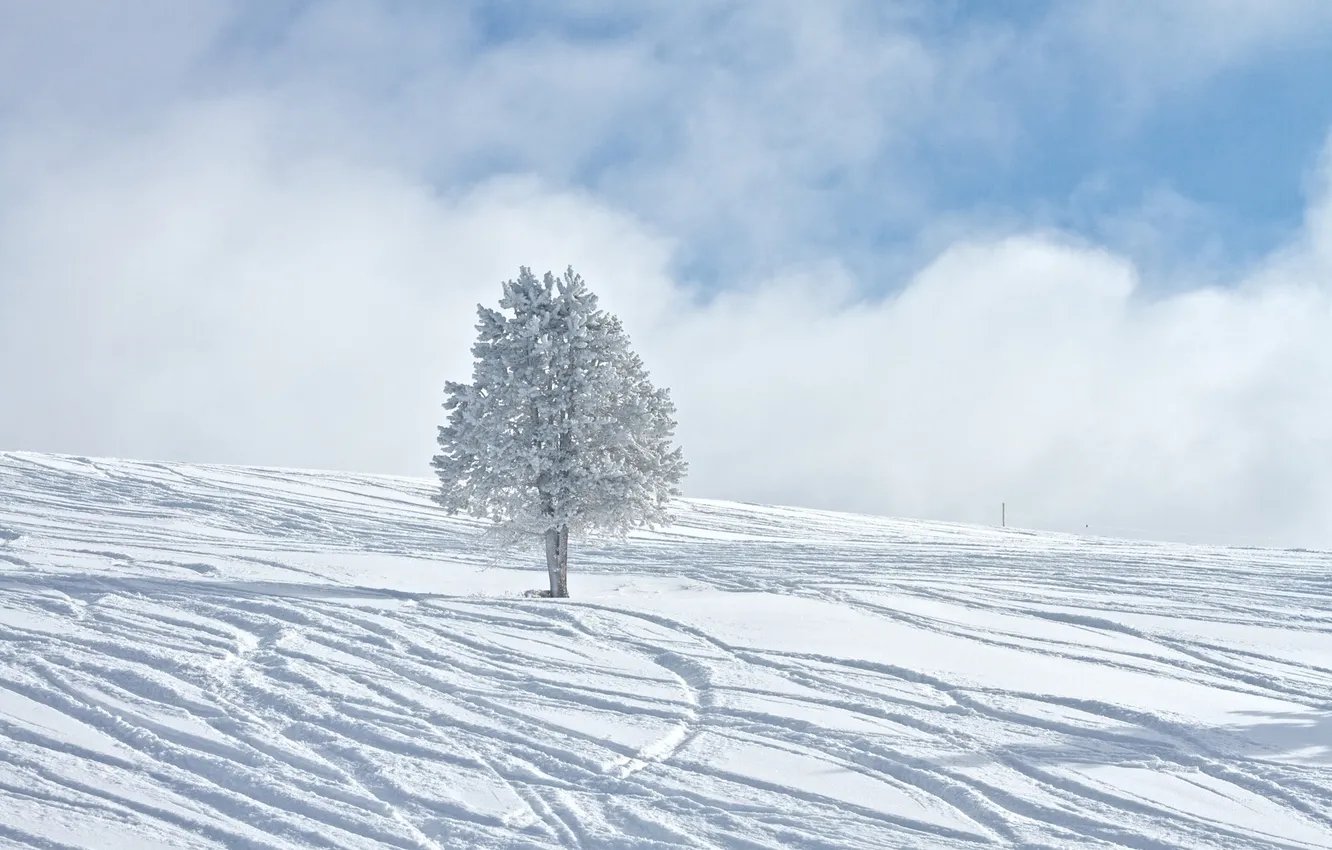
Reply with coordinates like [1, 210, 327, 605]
[3, 0, 1332, 547]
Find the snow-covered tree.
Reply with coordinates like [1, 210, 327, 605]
[433, 266, 686, 597]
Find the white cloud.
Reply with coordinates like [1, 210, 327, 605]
[0, 98, 674, 474]
[4, 2, 1332, 547]
[4, 94, 1332, 546]
[663, 225, 1332, 547]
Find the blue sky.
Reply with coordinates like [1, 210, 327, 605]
[1010, 36, 1332, 273]
[10, 1, 1327, 284]
[478, 1, 1332, 287]
[3, 1, 1332, 546]
[120, 0, 1332, 287]
[320, 1, 1332, 285]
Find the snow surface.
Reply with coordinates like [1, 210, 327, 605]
[1, 451, 1331, 849]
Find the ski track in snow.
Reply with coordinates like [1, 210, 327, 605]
[1, 451, 1331, 848]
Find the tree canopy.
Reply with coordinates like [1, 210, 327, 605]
[433, 266, 686, 596]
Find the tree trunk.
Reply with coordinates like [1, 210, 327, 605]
[544, 527, 561, 597]
[543, 525, 570, 598]
[555, 524, 569, 597]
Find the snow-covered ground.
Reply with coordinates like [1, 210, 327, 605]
[1, 452, 1330, 849]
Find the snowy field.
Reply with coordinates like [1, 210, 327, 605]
[1, 452, 1330, 849]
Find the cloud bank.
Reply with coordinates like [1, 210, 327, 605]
[3, 1, 1332, 547]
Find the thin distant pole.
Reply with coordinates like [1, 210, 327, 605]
[1002, 502, 1006, 527]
